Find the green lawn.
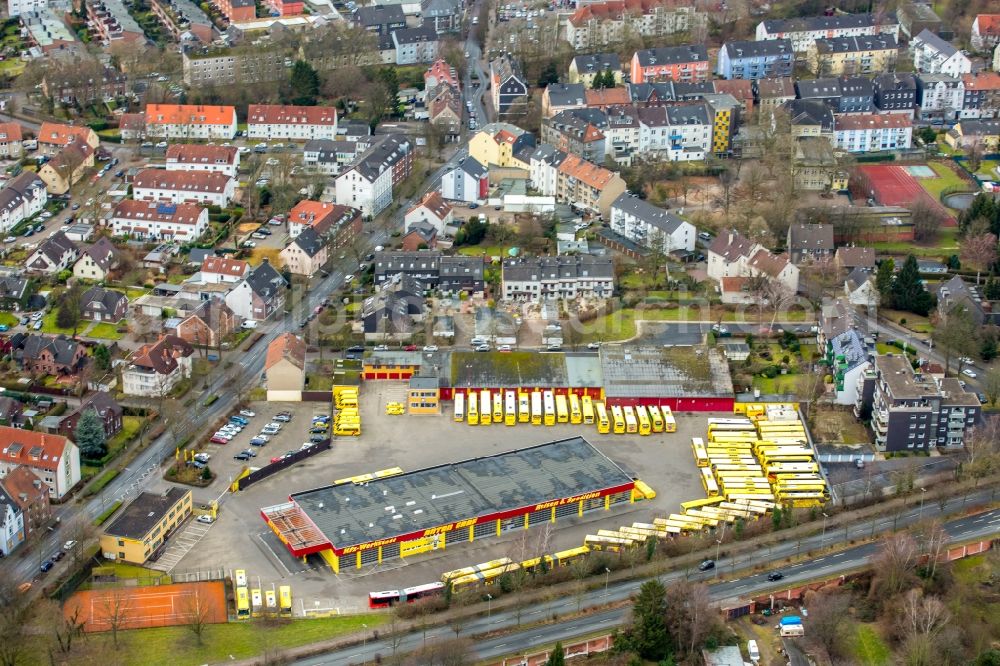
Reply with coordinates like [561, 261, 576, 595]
[921, 162, 973, 201]
[40, 310, 76, 335]
[125, 288, 148, 300]
[751, 374, 801, 394]
[86, 561, 171, 586]
[974, 159, 1000, 179]
[0, 312, 17, 327]
[87, 322, 124, 340]
[880, 309, 933, 335]
[103, 416, 145, 461]
[872, 227, 958, 256]
[456, 245, 512, 258]
[851, 624, 891, 666]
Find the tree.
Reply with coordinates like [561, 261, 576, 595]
[100, 587, 133, 649]
[803, 590, 851, 659]
[56, 284, 84, 337]
[932, 304, 980, 374]
[891, 255, 934, 316]
[182, 589, 213, 646]
[985, 367, 1000, 406]
[537, 60, 559, 87]
[75, 408, 108, 461]
[917, 126, 937, 144]
[287, 60, 320, 105]
[0, 581, 31, 666]
[968, 140, 984, 175]
[909, 200, 946, 243]
[872, 532, 919, 597]
[875, 258, 895, 306]
[546, 642, 565, 666]
[959, 225, 998, 284]
[366, 67, 399, 126]
[662, 580, 716, 660]
[615, 579, 671, 660]
[93, 343, 112, 371]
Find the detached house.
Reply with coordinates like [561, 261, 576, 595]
[280, 226, 327, 277]
[165, 144, 240, 177]
[59, 391, 123, 439]
[0, 426, 81, 499]
[786, 223, 834, 264]
[171, 300, 238, 348]
[224, 260, 287, 322]
[36, 122, 99, 156]
[132, 169, 235, 207]
[708, 229, 799, 293]
[404, 191, 453, 236]
[0, 122, 25, 158]
[20, 334, 86, 376]
[440, 156, 488, 203]
[200, 256, 250, 284]
[81, 285, 127, 322]
[73, 237, 120, 281]
[122, 334, 194, 397]
[247, 104, 338, 141]
[26, 231, 78, 274]
[264, 332, 306, 393]
[37, 143, 95, 195]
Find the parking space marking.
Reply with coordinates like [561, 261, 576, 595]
[148, 520, 214, 572]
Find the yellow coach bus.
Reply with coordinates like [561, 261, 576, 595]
[611, 405, 625, 434]
[569, 393, 582, 424]
[636, 405, 651, 436]
[555, 393, 568, 423]
[582, 395, 594, 425]
[595, 402, 610, 433]
[454, 392, 465, 422]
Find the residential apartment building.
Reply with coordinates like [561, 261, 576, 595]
[302, 139, 371, 177]
[374, 251, 484, 292]
[542, 83, 587, 119]
[916, 73, 964, 121]
[334, 135, 413, 217]
[786, 223, 834, 264]
[630, 44, 710, 84]
[182, 47, 287, 87]
[132, 169, 235, 207]
[353, 4, 405, 34]
[210, 0, 254, 22]
[36, 122, 99, 157]
[753, 77, 796, 120]
[440, 156, 488, 203]
[286, 200, 361, 241]
[99, 488, 192, 564]
[569, 53, 623, 87]
[756, 13, 899, 53]
[971, 14, 1000, 52]
[603, 104, 641, 165]
[636, 103, 713, 161]
[528, 147, 626, 218]
[421, 0, 461, 34]
[392, 26, 439, 65]
[149, 0, 213, 44]
[0, 173, 46, 234]
[912, 29, 971, 77]
[0, 427, 81, 499]
[833, 113, 913, 153]
[165, 144, 240, 177]
[247, 104, 338, 141]
[280, 226, 327, 277]
[224, 260, 287, 321]
[490, 55, 529, 116]
[825, 327, 874, 405]
[872, 72, 918, 114]
[501, 256, 614, 301]
[7, 0, 46, 17]
[424, 59, 461, 101]
[0, 467, 50, 541]
[0, 489, 24, 556]
[110, 200, 209, 241]
[143, 104, 238, 140]
[808, 34, 898, 76]
[856, 354, 981, 451]
[37, 143, 94, 195]
[717, 39, 794, 80]
[961, 72, 1000, 119]
[467, 122, 534, 168]
[541, 110, 607, 164]
[796, 76, 874, 114]
[609, 193, 694, 254]
[564, 0, 703, 52]
[85, 0, 144, 43]
[121, 335, 194, 397]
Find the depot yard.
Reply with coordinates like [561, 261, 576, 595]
[174, 384, 714, 611]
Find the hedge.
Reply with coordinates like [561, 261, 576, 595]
[93, 499, 123, 526]
[84, 468, 119, 496]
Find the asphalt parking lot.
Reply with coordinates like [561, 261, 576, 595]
[175, 387, 720, 614]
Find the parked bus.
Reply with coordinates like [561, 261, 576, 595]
[766, 462, 819, 476]
[699, 467, 720, 497]
[713, 464, 763, 473]
[518, 393, 530, 423]
[582, 395, 594, 425]
[680, 496, 725, 512]
[662, 407, 676, 433]
[480, 390, 491, 425]
[505, 391, 516, 426]
[611, 405, 625, 434]
[761, 453, 815, 465]
[584, 534, 634, 552]
[720, 501, 768, 515]
[454, 392, 465, 423]
[251, 589, 263, 617]
[726, 492, 776, 502]
[684, 509, 725, 526]
[278, 585, 292, 617]
[595, 401, 610, 433]
[623, 406, 638, 433]
[569, 393, 582, 424]
[636, 405, 651, 436]
[648, 405, 664, 433]
[555, 393, 568, 423]
[233, 569, 247, 588]
[543, 391, 556, 425]
[492, 391, 503, 423]
[265, 589, 278, 614]
[551, 546, 591, 567]
[235, 587, 251, 619]
[467, 391, 479, 425]
[691, 438, 709, 467]
[369, 582, 446, 608]
[333, 422, 361, 436]
[707, 418, 756, 427]
[531, 391, 542, 425]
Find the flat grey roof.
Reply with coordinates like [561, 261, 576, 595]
[451, 350, 569, 388]
[600, 345, 734, 398]
[291, 437, 634, 550]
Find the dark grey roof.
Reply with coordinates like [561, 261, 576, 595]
[0, 173, 44, 220]
[457, 156, 487, 178]
[31, 231, 77, 266]
[839, 76, 874, 97]
[21, 334, 82, 367]
[529, 142, 568, 167]
[873, 71, 918, 91]
[784, 98, 835, 132]
[81, 237, 119, 272]
[439, 255, 484, 281]
[245, 260, 287, 300]
[545, 83, 586, 107]
[664, 103, 711, 125]
[502, 255, 613, 282]
[787, 223, 834, 250]
[760, 13, 882, 34]
[82, 285, 126, 315]
[104, 488, 190, 540]
[0, 276, 28, 301]
[392, 25, 438, 45]
[914, 28, 957, 57]
[348, 134, 411, 183]
[571, 53, 621, 74]
[187, 248, 213, 265]
[611, 193, 688, 234]
[405, 220, 437, 243]
[292, 226, 324, 258]
[724, 38, 793, 59]
[845, 266, 873, 292]
[796, 77, 843, 99]
[815, 34, 898, 54]
[290, 437, 633, 550]
[635, 44, 708, 67]
[957, 119, 1000, 136]
[753, 77, 796, 99]
[354, 3, 404, 27]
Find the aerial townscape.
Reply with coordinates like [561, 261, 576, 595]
[1, 0, 1000, 663]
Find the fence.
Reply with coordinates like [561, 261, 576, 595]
[233, 439, 331, 491]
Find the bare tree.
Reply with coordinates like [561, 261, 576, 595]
[99, 587, 134, 649]
[402, 637, 474, 666]
[902, 588, 950, 639]
[921, 519, 949, 580]
[872, 532, 919, 597]
[959, 223, 998, 285]
[802, 589, 851, 660]
[662, 579, 716, 660]
[909, 200, 946, 243]
[962, 417, 1000, 480]
[42, 598, 86, 658]
[182, 588, 214, 646]
[0, 581, 31, 666]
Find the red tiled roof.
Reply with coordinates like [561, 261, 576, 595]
[118, 113, 146, 131]
[247, 104, 338, 126]
[266, 332, 306, 371]
[747, 249, 791, 279]
[113, 200, 205, 225]
[408, 191, 453, 221]
[37, 122, 92, 146]
[145, 104, 236, 126]
[585, 87, 630, 107]
[0, 426, 71, 472]
[201, 256, 249, 277]
[131, 335, 193, 375]
[425, 59, 460, 89]
[568, 0, 684, 26]
[835, 114, 911, 131]
[721, 276, 748, 292]
[962, 72, 1000, 91]
[133, 169, 233, 193]
[0, 466, 48, 509]
[0, 122, 23, 142]
[166, 144, 239, 165]
[557, 153, 617, 190]
[975, 14, 1000, 35]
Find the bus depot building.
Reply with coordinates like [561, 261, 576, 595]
[261, 437, 637, 572]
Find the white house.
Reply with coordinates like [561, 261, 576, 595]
[199, 256, 250, 284]
[917, 74, 964, 121]
[165, 144, 240, 177]
[121, 334, 194, 398]
[708, 229, 799, 293]
[501, 256, 615, 301]
[0, 493, 23, 557]
[334, 135, 412, 217]
[528, 144, 567, 197]
[132, 169, 235, 208]
[25, 231, 78, 274]
[440, 156, 488, 203]
[609, 193, 695, 254]
[0, 427, 81, 500]
[833, 113, 913, 153]
[828, 328, 872, 405]
[636, 104, 713, 162]
[143, 104, 237, 140]
[845, 267, 878, 306]
[0, 172, 46, 234]
[911, 29, 971, 77]
[404, 191, 454, 235]
[756, 14, 899, 53]
[110, 200, 209, 242]
[72, 237, 119, 281]
[224, 260, 287, 322]
[247, 104, 338, 141]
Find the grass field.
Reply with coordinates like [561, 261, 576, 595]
[751, 374, 801, 395]
[872, 227, 959, 256]
[851, 624, 891, 666]
[40, 310, 77, 335]
[921, 162, 972, 201]
[87, 322, 124, 340]
[880, 309, 933, 335]
[456, 245, 512, 258]
[0, 312, 17, 327]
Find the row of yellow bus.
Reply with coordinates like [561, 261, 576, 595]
[334, 388, 361, 437]
[233, 569, 292, 619]
[441, 547, 593, 591]
[453, 390, 677, 436]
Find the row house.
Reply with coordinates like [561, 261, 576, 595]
[0, 427, 80, 499]
[41, 67, 128, 106]
[911, 29, 971, 77]
[19, 334, 86, 376]
[636, 103, 713, 161]
[961, 72, 1000, 119]
[856, 354, 981, 451]
[165, 144, 240, 177]
[149, 0, 213, 44]
[144, 104, 238, 140]
[971, 14, 1000, 52]
[0, 122, 24, 159]
[833, 113, 913, 153]
[0, 173, 46, 234]
[421, 0, 462, 34]
[568, 53, 623, 87]
[542, 83, 586, 119]
[132, 169, 235, 207]
[608, 193, 695, 254]
[755, 13, 899, 53]
[808, 34, 898, 76]
[210, 0, 254, 22]
[490, 55, 529, 116]
[37, 143, 95, 195]
[373, 251, 485, 293]
[707, 229, 799, 293]
[334, 135, 413, 217]
[85, 0, 144, 43]
[353, 4, 405, 35]
[754, 77, 796, 120]
[501, 256, 614, 302]
[916, 73, 964, 121]
[872, 72, 918, 114]
[564, 0, 703, 52]
[302, 138, 371, 176]
[467, 123, 534, 168]
[121, 335, 194, 398]
[630, 44, 710, 84]
[247, 104, 338, 142]
[541, 110, 607, 164]
[224, 260, 287, 322]
[26, 231, 78, 274]
[717, 39, 794, 80]
[796, 76, 874, 114]
[110, 200, 209, 241]
[945, 119, 1000, 152]
[0, 467, 51, 547]
[36, 122, 99, 157]
[428, 88, 462, 141]
[554, 153, 626, 219]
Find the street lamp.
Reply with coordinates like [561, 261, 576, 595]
[486, 593, 492, 618]
[604, 567, 611, 599]
[918, 488, 927, 520]
[715, 539, 722, 564]
[821, 512, 829, 547]
[362, 623, 367, 649]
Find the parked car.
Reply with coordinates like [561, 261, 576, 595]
[63, 540, 77, 550]
[498, 345, 512, 352]
[587, 342, 600, 350]
[32, 320, 42, 331]
[194, 453, 211, 463]
[239, 409, 256, 418]
[423, 345, 439, 352]
[210, 435, 229, 444]
[962, 368, 977, 378]
[40, 560, 53, 573]
[309, 434, 325, 443]
[196, 515, 215, 524]
[404, 344, 417, 351]
[374, 344, 389, 351]
[249, 437, 268, 447]
[241, 448, 256, 458]
[230, 415, 249, 425]
[233, 452, 251, 460]
[273, 413, 292, 422]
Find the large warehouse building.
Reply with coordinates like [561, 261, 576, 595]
[261, 437, 637, 572]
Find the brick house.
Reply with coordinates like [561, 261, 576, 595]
[59, 391, 123, 439]
[19, 334, 87, 376]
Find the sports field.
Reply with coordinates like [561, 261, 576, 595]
[856, 164, 955, 225]
[64, 581, 228, 632]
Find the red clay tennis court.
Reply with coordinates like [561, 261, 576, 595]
[855, 164, 955, 225]
[64, 581, 228, 632]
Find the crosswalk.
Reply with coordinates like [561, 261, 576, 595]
[148, 520, 212, 572]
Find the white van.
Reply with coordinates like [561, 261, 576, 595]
[747, 640, 760, 663]
[241, 320, 258, 330]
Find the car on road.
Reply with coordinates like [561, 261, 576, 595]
[63, 540, 77, 550]
[32, 320, 42, 331]
[3, 236, 15, 243]
[698, 559, 715, 571]
[268, 217, 283, 225]
[242, 240, 256, 248]
[978, 392, 988, 404]
[239, 409, 256, 418]
[766, 571, 784, 581]
[474, 344, 491, 352]
[196, 515, 215, 524]
[52, 550, 65, 561]
[0, 325, 8, 332]
[962, 368, 977, 378]
[40, 560, 54, 573]
[423, 345, 439, 352]
[374, 245, 384, 252]
[546, 344, 562, 351]
[498, 344, 512, 352]
[374, 344, 389, 351]
[698, 232, 712, 241]
[587, 342, 600, 350]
